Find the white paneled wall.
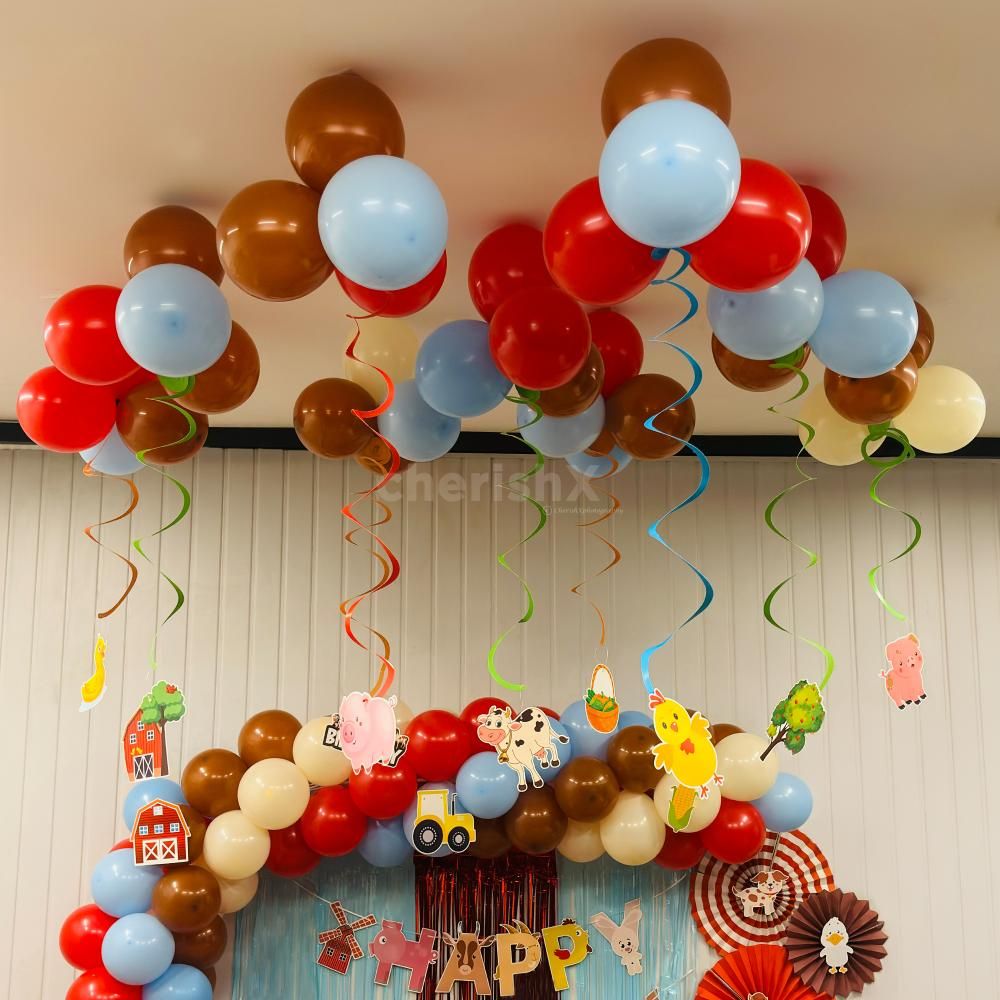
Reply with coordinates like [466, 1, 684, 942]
[1, 447, 998, 999]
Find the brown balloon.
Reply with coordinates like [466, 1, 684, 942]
[537, 346, 605, 417]
[172, 914, 227, 970]
[712, 336, 812, 392]
[824, 353, 919, 425]
[286, 72, 406, 193]
[238, 709, 301, 766]
[553, 757, 620, 822]
[354, 434, 412, 476]
[124, 205, 224, 284]
[708, 723, 744, 745]
[152, 864, 221, 933]
[181, 749, 247, 818]
[606, 373, 696, 460]
[217, 180, 332, 301]
[178, 323, 259, 414]
[116, 381, 208, 465]
[504, 785, 568, 855]
[294, 378, 376, 459]
[601, 38, 732, 136]
[606, 725, 661, 793]
[179, 805, 207, 861]
[468, 816, 511, 859]
[203, 968, 217, 990]
[585, 427, 615, 458]
[912, 302, 935, 368]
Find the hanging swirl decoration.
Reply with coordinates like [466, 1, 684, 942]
[81, 464, 140, 619]
[639, 248, 714, 697]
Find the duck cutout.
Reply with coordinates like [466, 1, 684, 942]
[819, 917, 852, 975]
[79, 635, 108, 712]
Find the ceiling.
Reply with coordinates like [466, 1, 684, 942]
[4, 1, 999, 434]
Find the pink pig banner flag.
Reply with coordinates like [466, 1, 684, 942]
[881, 634, 927, 710]
[323, 691, 409, 773]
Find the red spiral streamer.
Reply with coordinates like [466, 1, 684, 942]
[81, 464, 140, 619]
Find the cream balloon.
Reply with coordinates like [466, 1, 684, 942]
[599, 791, 666, 865]
[292, 717, 352, 786]
[194, 859, 258, 914]
[798, 387, 881, 466]
[237, 758, 310, 830]
[715, 733, 778, 801]
[202, 810, 271, 880]
[393, 700, 414, 731]
[653, 774, 721, 833]
[557, 819, 605, 863]
[893, 365, 985, 454]
[343, 318, 418, 403]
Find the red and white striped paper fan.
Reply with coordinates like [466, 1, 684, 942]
[691, 829, 836, 955]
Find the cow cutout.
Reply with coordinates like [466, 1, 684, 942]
[476, 705, 570, 791]
[435, 922, 496, 996]
[541, 918, 592, 991]
[369, 919, 437, 993]
[494, 920, 542, 996]
[590, 898, 643, 975]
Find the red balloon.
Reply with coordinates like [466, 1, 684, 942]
[300, 786, 367, 857]
[544, 178, 661, 306]
[801, 184, 847, 280]
[337, 253, 447, 317]
[65, 968, 141, 1000]
[17, 367, 116, 452]
[654, 828, 706, 871]
[701, 799, 766, 864]
[589, 310, 644, 398]
[59, 905, 117, 970]
[349, 759, 417, 820]
[104, 368, 155, 404]
[538, 707, 560, 721]
[460, 697, 512, 740]
[468, 223, 556, 321]
[44, 286, 137, 386]
[266, 819, 322, 877]
[489, 287, 592, 391]
[687, 159, 812, 293]
[405, 710, 476, 781]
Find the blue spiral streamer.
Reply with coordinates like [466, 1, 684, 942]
[639, 249, 715, 697]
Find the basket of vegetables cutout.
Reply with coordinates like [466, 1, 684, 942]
[586, 664, 620, 733]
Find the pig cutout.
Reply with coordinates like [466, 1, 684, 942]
[881, 634, 927, 710]
[324, 692, 409, 774]
[369, 919, 437, 993]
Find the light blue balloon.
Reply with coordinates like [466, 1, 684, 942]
[456, 752, 520, 818]
[709, 260, 824, 361]
[318, 155, 448, 291]
[566, 445, 631, 478]
[618, 709, 653, 729]
[116, 264, 230, 377]
[91, 848, 163, 917]
[415, 320, 512, 417]
[540, 719, 572, 784]
[359, 817, 414, 867]
[379, 379, 461, 462]
[599, 99, 741, 248]
[808, 270, 918, 377]
[559, 699, 616, 760]
[402, 782, 457, 858]
[752, 772, 814, 833]
[81, 426, 143, 475]
[143, 964, 213, 1000]
[517, 397, 604, 458]
[123, 778, 187, 832]
[102, 912, 175, 986]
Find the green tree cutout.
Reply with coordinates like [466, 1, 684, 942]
[761, 680, 825, 760]
[140, 681, 186, 775]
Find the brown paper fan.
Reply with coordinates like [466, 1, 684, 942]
[784, 889, 888, 997]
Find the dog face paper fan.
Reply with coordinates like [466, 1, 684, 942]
[784, 889, 888, 997]
[695, 944, 824, 1000]
[691, 829, 836, 955]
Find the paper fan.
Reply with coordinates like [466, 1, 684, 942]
[784, 889, 888, 997]
[691, 829, 836, 955]
[695, 944, 824, 1000]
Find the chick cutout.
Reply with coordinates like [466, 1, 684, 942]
[819, 917, 853, 975]
[649, 690, 722, 831]
[79, 635, 108, 712]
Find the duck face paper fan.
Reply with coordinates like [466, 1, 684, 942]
[784, 889, 888, 997]
[695, 944, 824, 1000]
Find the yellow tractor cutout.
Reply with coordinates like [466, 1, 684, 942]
[412, 788, 477, 855]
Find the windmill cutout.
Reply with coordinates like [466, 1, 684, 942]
[316, 900, 377, 975]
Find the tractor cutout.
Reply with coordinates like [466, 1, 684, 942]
[412, 788, 477, 855]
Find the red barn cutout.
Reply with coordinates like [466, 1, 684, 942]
[122, 708, 165, 781]
[131, 799, 190, 867]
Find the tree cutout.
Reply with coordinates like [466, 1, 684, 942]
[762, 680, 824, 760]
[140, 681, 186, 774]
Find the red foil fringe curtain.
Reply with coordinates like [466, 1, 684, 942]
[415, 852, 558, 1000]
